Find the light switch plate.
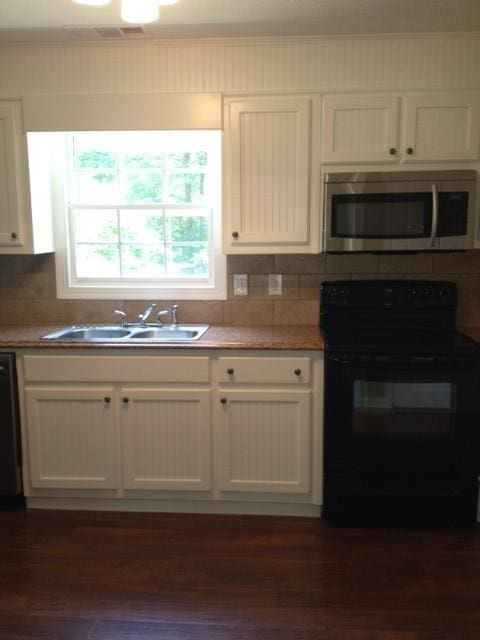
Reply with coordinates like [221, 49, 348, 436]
[233, 274, 248, 296]
[268, 274, 283, 296]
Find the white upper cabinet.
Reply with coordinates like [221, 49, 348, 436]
[322, 94, 480, 164]
[322, 95, 400, 164]
[223, 96, 317, 253]
[0, 102, 24, 248]
[0, 101, 53, 254]
[403, 95, 480, 162]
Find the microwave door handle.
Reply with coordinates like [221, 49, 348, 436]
[430, 183, 439, 248]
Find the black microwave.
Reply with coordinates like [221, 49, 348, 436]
[323, 170, 477, 252]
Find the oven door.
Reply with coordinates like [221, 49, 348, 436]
[324, 179, 442, 252]
[324, 351, 480, 478]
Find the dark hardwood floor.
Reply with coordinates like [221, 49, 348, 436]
[0, 508, 479, 639]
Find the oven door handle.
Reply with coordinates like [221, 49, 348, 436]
[430, 183, 439, 248]
[328, 353, 478, 369]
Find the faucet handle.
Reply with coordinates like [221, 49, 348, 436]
[114, 310, 128, 326]
[137, 303, 157, 326]
[156, 309, 169, 326]
[171, 304, 179, 327]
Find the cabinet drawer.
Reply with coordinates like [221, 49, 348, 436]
[23, 355, 210, 383]
[217, 357, 310, 384]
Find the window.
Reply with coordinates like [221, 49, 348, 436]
[30, 130, 225, 299]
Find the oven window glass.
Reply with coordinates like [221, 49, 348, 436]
[353, 381, 454, 438]
[332, 193, 432, 239]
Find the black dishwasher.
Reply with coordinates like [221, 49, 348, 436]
[0, 353, 24, 508]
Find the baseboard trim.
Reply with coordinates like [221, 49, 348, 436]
[26, 497, 321, 517]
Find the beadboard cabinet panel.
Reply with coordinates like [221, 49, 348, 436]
[0, 101, 53, 254]
[25, 386, 118, 489]
[0, 104, 20, 247]
[122, 388, 211, 491]
[216, 390, 311, 494]
[223, 96, 314, 253]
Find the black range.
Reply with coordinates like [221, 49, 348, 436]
[320, 279, 480, 527]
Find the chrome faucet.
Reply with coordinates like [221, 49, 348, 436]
[156, 304, 179, 327]
[114, 309, 128, 326]
[137, 303, 157, 326]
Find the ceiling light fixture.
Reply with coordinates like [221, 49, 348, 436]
[121, 0, 159, 24]
[73, 0, 178, 24]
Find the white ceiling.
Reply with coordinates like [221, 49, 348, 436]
[0, 0, 479, 43]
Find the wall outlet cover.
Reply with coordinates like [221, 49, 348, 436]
[268, 274, 283, 295]
[233, 274, 248, 296]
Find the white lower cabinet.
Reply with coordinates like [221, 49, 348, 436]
[25, 386, 117, 489]
[121, 388, 211, 491]
[19, 350, 323, 515]
[215, 390, 310, 494]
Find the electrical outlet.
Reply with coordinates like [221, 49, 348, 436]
[233, 274, 248, 296]
[268, 274, 283, 296]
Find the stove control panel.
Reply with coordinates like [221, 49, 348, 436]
[321, 280, 457, 309]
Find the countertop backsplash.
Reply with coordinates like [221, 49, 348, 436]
[0, 252, 480, 327]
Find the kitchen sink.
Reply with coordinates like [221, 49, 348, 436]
[129, 328, 203, 340]
[42, 326, 132, 340]
[42, 324, 209, 342]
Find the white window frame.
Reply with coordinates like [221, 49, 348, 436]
[30, 131, 226, 300]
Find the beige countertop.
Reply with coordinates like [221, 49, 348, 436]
[0, 325, 325, 351]
[2, 324, 479, 351]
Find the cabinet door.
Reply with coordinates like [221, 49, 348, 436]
[403, 95, 480, 162]
[122, 388, 211, 491]
[25, 386, 117, 489]
[322, 95, 399, 163]
[0, 102, 23, 247]
[224, 97, 311, 251]
[216, 390, 311, 494]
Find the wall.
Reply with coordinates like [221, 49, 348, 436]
[1, 251, 480, 327]
[0, 32, 480, 327]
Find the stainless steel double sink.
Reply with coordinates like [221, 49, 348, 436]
[42, 324, 209, 342]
